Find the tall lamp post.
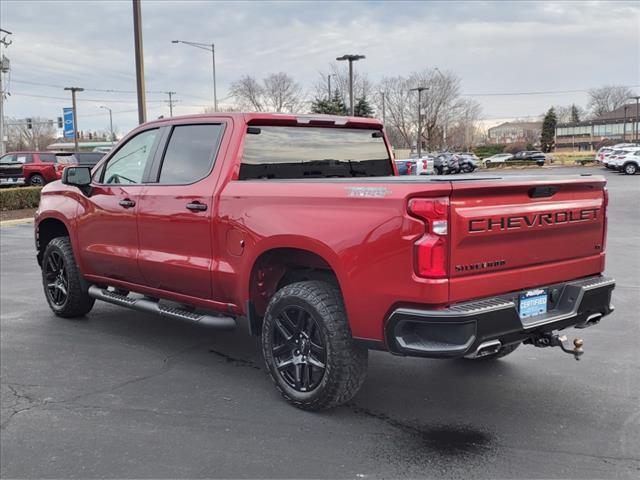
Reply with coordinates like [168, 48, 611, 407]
[100, 106, 114, 145]
[172, 40, 217, 111]
[434, 67, 447, 149]
[64, 87, 84, 155]
[336, 54, 365, 116]
[631, 95, 640, 143]
[410, 87, 428, 157]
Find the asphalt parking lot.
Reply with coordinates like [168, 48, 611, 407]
[1, 167, 639, 479]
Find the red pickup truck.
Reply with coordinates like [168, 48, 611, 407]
[22, 152, 105, 186]
[34, 113, 615, 410]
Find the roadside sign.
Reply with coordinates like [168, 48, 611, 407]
[63, 108, 74, 139]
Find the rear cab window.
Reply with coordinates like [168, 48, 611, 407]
[239, 126, 393, 180]
[39, 153, 58, 163]
[155, 124, 224, 184]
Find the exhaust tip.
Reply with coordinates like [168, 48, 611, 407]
[465, 340, 501, 359]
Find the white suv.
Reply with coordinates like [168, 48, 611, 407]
[610, 148, 640, 175]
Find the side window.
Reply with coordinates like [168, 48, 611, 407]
[39, 153, 57, 163]
[16, 154, 32, 164]
[157, 124, 224, 184]
[102, 129, 158, 184]
[0, 154, 15, 164]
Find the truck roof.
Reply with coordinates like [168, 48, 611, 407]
[143, 112, 383, 129]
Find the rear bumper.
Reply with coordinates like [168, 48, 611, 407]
[385, 275, 615, 358]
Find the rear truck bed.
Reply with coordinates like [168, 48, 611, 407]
[382, 174, 614, 359]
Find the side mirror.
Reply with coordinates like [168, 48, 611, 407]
[62, 166, 92, 187]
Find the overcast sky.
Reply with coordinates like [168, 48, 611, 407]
[1, 0, 639, 135]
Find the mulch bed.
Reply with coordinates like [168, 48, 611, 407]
[0, 208, 37, 222]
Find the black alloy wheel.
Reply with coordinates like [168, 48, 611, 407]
[271, 305, 326, 392]
[44, 250, 68, 307]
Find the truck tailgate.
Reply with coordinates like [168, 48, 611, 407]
[448, 175, 606, 302]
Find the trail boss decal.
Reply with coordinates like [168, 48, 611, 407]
[468, 208, 600, 233]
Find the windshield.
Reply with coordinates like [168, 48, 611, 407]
[0, 154, 24, 164]
[239, 126, 393, 180]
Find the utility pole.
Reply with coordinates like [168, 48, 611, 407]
[380, 91, 386, 125]
[623, 105, 628, 142]
[172, 40, 217, 111]
[64, 87, 84, 155]
[410, 87, 428, 157]
[0, 28, 12, 156]
[632, 96, 640, 143]
[132, 0, 146, 124]
[165, 91, 176, 117]
[327, 74, 332, 99]
[336, 54, 365, 116]
[100, 106, 114, 144]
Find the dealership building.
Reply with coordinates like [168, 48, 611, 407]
[555, 103, 639, 152]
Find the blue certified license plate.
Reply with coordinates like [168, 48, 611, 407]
[519, 289, 547, 319]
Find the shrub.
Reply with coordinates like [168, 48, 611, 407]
[503, 142, 528, 154]
[0, 187, 42, 211]
[474, 144, 505, 158]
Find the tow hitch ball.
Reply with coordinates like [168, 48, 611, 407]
[530, 333, 584, 361]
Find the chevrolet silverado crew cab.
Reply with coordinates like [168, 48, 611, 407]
[35, 113, 615, 410]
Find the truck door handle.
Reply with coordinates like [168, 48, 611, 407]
[119, 198, 136, 208]
[186, 202, 207, 212]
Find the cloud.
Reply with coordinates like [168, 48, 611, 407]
[1, 0, 638, 132]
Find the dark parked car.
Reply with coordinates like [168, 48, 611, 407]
[434, 153, 461, 175]
[512, 151, 546, 166]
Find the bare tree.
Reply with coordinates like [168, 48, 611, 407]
[555, 104, 586, 123]
[312, 63, 372, 108]
[587, 85, 634, 118]
[5, 117, 57, 151]
[373, 68, 475, 151]
[263, 73, 304, 113]
[229, 73, 304, 113]
[229, 75, 265, 111]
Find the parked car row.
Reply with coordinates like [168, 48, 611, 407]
[0, 151, 105, 187]
[395, 152, 477, 176]
[599, 145, 640, 175]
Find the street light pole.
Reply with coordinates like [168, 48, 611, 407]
[172, 40, 217, 111]
[336, 54, 365, 116]
[410, 87, 428, 158]
[64, 87, 84, 155]
[380, 91, 386, 125]
[623, 105, 628, 142]
[100, 106, 114, 145]
[327, 74, 331, 99]
[132, 0, 146, 124]
[632, 95, 640, 143]
[0, 28, 12, 156]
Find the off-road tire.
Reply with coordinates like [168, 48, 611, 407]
[465, 342, 520, 361]
[262, 280, 368, 410]
[42, 236, 94, 317]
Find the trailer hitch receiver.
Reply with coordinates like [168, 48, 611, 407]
[530, 332, 584, 361]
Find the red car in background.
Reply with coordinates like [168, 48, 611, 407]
[0, 151, 59, 187]
[21, 152, 104, 186]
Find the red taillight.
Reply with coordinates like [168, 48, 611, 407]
[408, 197, 449, 278]
[602, 187, 608, 251]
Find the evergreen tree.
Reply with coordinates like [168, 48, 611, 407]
[310, 91, 347, 115]
[540, 107, 557, 153]
[570, 104, 581, 123]
[354, 96, 374, 117]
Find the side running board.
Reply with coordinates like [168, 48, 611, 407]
[88, 286, 236, 330]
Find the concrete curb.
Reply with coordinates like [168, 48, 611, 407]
[0, 218, 34, 226]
